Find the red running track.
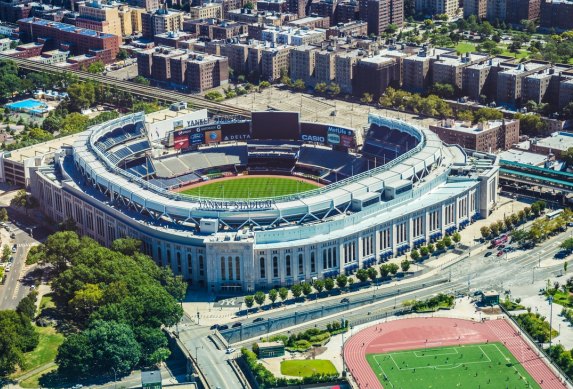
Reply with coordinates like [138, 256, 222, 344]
[343, 317, 566, 389]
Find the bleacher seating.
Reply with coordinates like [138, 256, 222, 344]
[297, 146, 355, 170]
[361, 124, 417, 162]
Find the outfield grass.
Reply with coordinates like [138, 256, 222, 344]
[455, 41, 476, 54]
[366, 342, 540, 389]
[280, 360, 337, 377]
[180, 177, 320, 199]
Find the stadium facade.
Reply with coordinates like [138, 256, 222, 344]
[27, 107, 499, 292]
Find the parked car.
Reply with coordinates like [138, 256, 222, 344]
[341, 298, 350, 303]
[497, 251, 504, 257]
[226, 348, 236, 354]
[11, 245, 17, 253]
[210, 324, 219, 330]
[253, 317, 265, 323]
[232, 322, 242, 328]
[218, 324, 229, 331]
[484, 251, 493, 257]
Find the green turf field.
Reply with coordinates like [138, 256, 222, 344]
[180, 177, 320, 198]
[366, 342, 541, 389]
[280, 360, 337, 377]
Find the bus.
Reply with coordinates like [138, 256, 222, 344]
[546, 209, 563, 220]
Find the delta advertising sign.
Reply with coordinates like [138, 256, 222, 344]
[173, 121, 251, 149]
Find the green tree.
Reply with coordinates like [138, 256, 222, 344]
[515, 113, 546, 137]
[0, 309, 39, 375]
[427, 243, 435, 253]
[335, 274, 347, 289]
[301, 282, 313, 296]
[431, 82, 455, 98]
[420, 246, 429, 256]
[452, 232, 461, 243]
[456, 110, 474, 122]
[367, 267, 378, 282]
[60, 112, 89, 136]
[401, 260, 411, 272]
[268, 289, 278, 304]
[314, 82, 327, 94]
[56, 333, 92, 377]
[410, 250, 420, 262]
[204, 91, 224, 102]
[291, 284, 302, 298]
[278, 287, 289, 302]
[474, 107, 503, 123]
[244, 295, 254, 308]
[379, 264, 390, 278]
[111, 238, 142, 256]
[443, 236, 452, 247]
[356, 269, 369, 282]
[116, 49, 129, 60]
[480, 226, 491, 239]
[388, 263, 399, 275]
[436, 240, 446, 250]
[16, 291, 37, 319]
[87, 60, 105, 74]
[69, 283, 103, 321]
[67, 82, 96, 111]
[10, 189, 37, 215]
[133, 76, 150, 86]
[313, 279, 325, 293]
[259, 80, 271, 89]
[254, 291, 266, 306]
[327, 83, 340, 96]
[293, 79, 305, 90]
[563, 147, 573, 165]
[361, 92, 373, 104]
[2, 244, 11, 262]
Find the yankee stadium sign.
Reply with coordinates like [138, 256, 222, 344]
[198, 199, 274, 211]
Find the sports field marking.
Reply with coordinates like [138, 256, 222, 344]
[366, 342, 541, 388]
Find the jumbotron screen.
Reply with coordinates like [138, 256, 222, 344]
[251, 111, 300, 140]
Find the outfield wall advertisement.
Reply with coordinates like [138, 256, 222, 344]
[173, 121, 251, 149]
[300, 122, 356, 148]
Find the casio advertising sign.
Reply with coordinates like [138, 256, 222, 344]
[301, 135, 325, 142]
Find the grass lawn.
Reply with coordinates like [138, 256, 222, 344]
[454, 41, 476, 54]
[180, 177, 320, 199]
[499, 46, 530, 59]
[366, 342, 540, 389]
[19, 365, 57, 388]
[39, 294, 55, 312]
[12, 326, 64, 379]
[548, 291, 571, 307]
[280, 360, 337, 377]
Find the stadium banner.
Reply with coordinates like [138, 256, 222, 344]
[173, 121, 252, 149]
[221, 121, 251, 141]
[300, 122, 357, 148]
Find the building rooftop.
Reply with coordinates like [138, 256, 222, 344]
[499, 61, 549, 75]
[3, 133, 83, 162]
[19, 17, 116, 38]
[534, 132, 573, 152]
[498, 148, 548, 165]
[433, 118, 513, 134]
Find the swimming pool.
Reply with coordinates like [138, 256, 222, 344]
[5, 99, 49, 114]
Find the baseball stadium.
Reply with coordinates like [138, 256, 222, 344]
[30, 104, 499, 292]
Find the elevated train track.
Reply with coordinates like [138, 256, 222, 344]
[0, 53, 252, 118]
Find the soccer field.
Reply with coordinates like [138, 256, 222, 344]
[366, 342, 541, 388]
[180, 177, 320, 198]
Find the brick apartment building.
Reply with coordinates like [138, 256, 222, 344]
[18, 17, 119, 62]
[360, 0, 403, 36]
[540, 0, 573, 31]
[430, 118, 520, 152]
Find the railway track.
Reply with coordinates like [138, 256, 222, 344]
[0, 53, 251, 118]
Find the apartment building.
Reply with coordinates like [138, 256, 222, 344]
[540, 0, 573, 31]
[287, 15, 331, 28]
[463, 0, 486, 18]
[429, 119, 520, 152]
[360, 0, 403, 36]
[326, 20, 367, 37]
[136, 46, 228, 91]
[309, 0, 338, 24]
[431, 51, 489, 93]
[261, 26, 326, 46]
[261, 44, 291, 80]
[257, 0, 289, 12]
[463, 57, 508, 101]
[335, 49, 360, 93]
[141, 6, 184, 38]
[189, 3, 223, 19]
[18, 17, 119, 62]
[496, 61, 550, 105]
[289, 44, 316, 84]
[504, 0, 540, 24]
[75, 0, 122, 37]
[415, 0, 458, 18]
[335, 0, 359, 23]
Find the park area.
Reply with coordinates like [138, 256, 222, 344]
[280, 360, 337, 378]
[366, 342, 540, 388]
[179, 176, 320, 199]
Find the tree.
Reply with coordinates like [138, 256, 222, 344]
[436, 240, 446, 250]
[57, 320, 141, 377]
[10, 190, 37, 215]
[244, 1, 254, 8]
[327, 83, 340, 96]
[133, 76, 150, 86]
[268, 289, 278, 304]
[87, 60, 105, 74]
[116, 49, 129, 60]
[335, 274, 347, 289]
[67, 82, 96, 111]
[69, 284, 103, 321]
[431, 82, 455, 99]
[420, 246, 429, 256]
[474, 107, 503, 123]
[16, 291, 37, 319]
[60, 112, 90, 136]
[324, 277, 335, 291]
[314, 82, 327, 94]
[259, 80, 271, 89]
[410, 250, 420, 262]
[204, 91, 224, 102]
[278, 287, 289, 302]
[367, 267, 378, 282]
[515, 113, 546, 137]
[427, 243, 435, 253]
[313, 279, 325, 293]
[254, 291, 266, 306]
[2, 244, 11, 262]
[456, 110, 474, 122]
[563, 147, 573, 166]
[401, 260, 411, 272]
[0, 309, 39, 375]
[388, 263, 399, 275]
[291, 284, 302, 298]
[356, 269, 369, 282]
[361, 92, 373, 104]
[452, 232, 461, 243]
[293, 79, 305, 90]
[244, 295, 254, 308]
[111, 238, 142, 256]
[301, 282, 313, 297]
[443, 236, 452, 247]
[379, 264, 390, 278]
